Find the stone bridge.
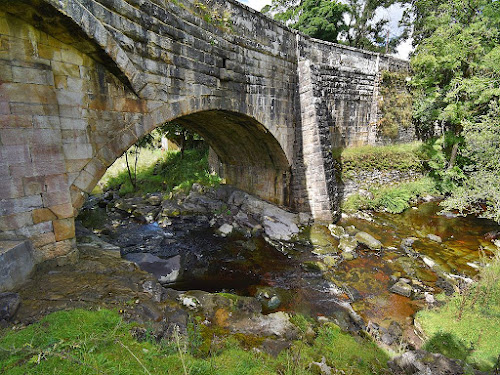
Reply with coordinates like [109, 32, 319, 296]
[0, 0, 408, 287]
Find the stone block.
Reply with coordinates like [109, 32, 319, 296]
[37, 238, 75, 262]
[70, 185, 86, 209]
[32, 208, 57, 224]
[0, 240, 35, 292]
[30, 231, 56, 248]
[0, 211, 33, 231]
[51, 61, 81, 77]
[0, 194, 42, 216]
[0, 114, 32, 129]
[63, 142, 93, 160]
[50, 203, 74, 219]
[0, 144, 31, 165]
[12, 65, 54, 85]
[42, 190, 71, 207]
[53, 218, 75, 242]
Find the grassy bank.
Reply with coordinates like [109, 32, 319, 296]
[97, 148, 220, 196]
[415, 251, 500, 371]
[343, 177, 439, 214]
[0, 309, 390, 374]
[341, 142, 437, 213]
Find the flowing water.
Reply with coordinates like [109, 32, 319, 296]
[78, 201, 500, 333]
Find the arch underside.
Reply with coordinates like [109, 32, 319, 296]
[174, 110, 291, 205]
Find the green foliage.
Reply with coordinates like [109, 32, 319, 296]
[264, 0, 407, 52]
[194, 0, 232, 29]
[416, 251, 500, 371]
[378, 71, 413, 139]
[343, 177, 439, 213]
[341, 142, 427, 177]
[0, 309, 391, 375]
[439, 105, 500, 223]
[419, 133, 466, 193]
[410, 0, 500, 223]
[264, 0, 348, 42]
[343, 0, 407, 53]
[104, 148, 221, 196]
[410, 0, 500, 135]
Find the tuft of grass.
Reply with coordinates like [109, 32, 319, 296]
[0, 309, 390, 375]
[343, 176, 439, 213]
[101, 148, 221, 197]
[415, 251, 500, 371]
[341, 142, 428, 178]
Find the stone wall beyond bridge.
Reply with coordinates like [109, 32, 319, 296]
[0, 0, 408, 280]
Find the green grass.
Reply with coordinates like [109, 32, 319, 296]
[415, 251, 500, 371]
[0, 309, 390, 375]
[343, 176, 439, 213]
[98, 148, 221, 197]
[340, 142, 428, 178]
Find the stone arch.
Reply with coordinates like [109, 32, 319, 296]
[72, 108, 292, 207]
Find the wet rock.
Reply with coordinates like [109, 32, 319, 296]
[255, 287, 283, 311]
[217, 223, 234, 237]
[427, 233, 442, 243]
[322, 256, 337, 268]
[345, 225, 358, 236]
[355, 231, 382, 250]
[388, 349, 479, 375]
[0, 292, 20, 321]
[390, 279, 412, 297]
[178, 294, 201, 310]
[308, 357, 333, 375]
[302, 261, 328, 272]
[339, 236, 358, 253]
[395, 257, 417, 277]
[328, 224, 345, 239]
[262, 216, 300, 241]
[388, 321, 403, 338]
[124, 253, 181, 284]
[342, 252, 355, 261]
[232, 311, 298, 339]
[159, 201, 183, 217]
[146, 195, 162, 206]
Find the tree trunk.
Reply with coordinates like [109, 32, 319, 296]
[447, 142, 459, 170]
[134, 145, 140, 188]
[125, 151, 136, 189]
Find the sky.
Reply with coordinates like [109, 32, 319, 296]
[237, 0, 413, 60]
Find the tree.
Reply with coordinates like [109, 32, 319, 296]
[343, 0, 407, 53]
[263, 0, 348, 43]
[157, 122, 204, 158]
[410, 0, 500, 222]
[124, 133, 155, 190]
[263, 0, 407, 52]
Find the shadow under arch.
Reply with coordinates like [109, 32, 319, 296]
[167, 110, 292, 206]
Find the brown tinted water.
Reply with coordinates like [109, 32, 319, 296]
[78, 201, 500, 332]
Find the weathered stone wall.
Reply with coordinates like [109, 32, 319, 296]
[0, 0, 410, 280]
[0, 8, 149, 262]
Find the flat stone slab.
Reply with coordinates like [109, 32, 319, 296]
[0, 241, 35, 292]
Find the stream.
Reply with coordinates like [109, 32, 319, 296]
[77, 190, 500, 344]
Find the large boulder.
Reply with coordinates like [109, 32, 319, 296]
[355, 231, 382, 250]
[124, 253, 181, 284]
